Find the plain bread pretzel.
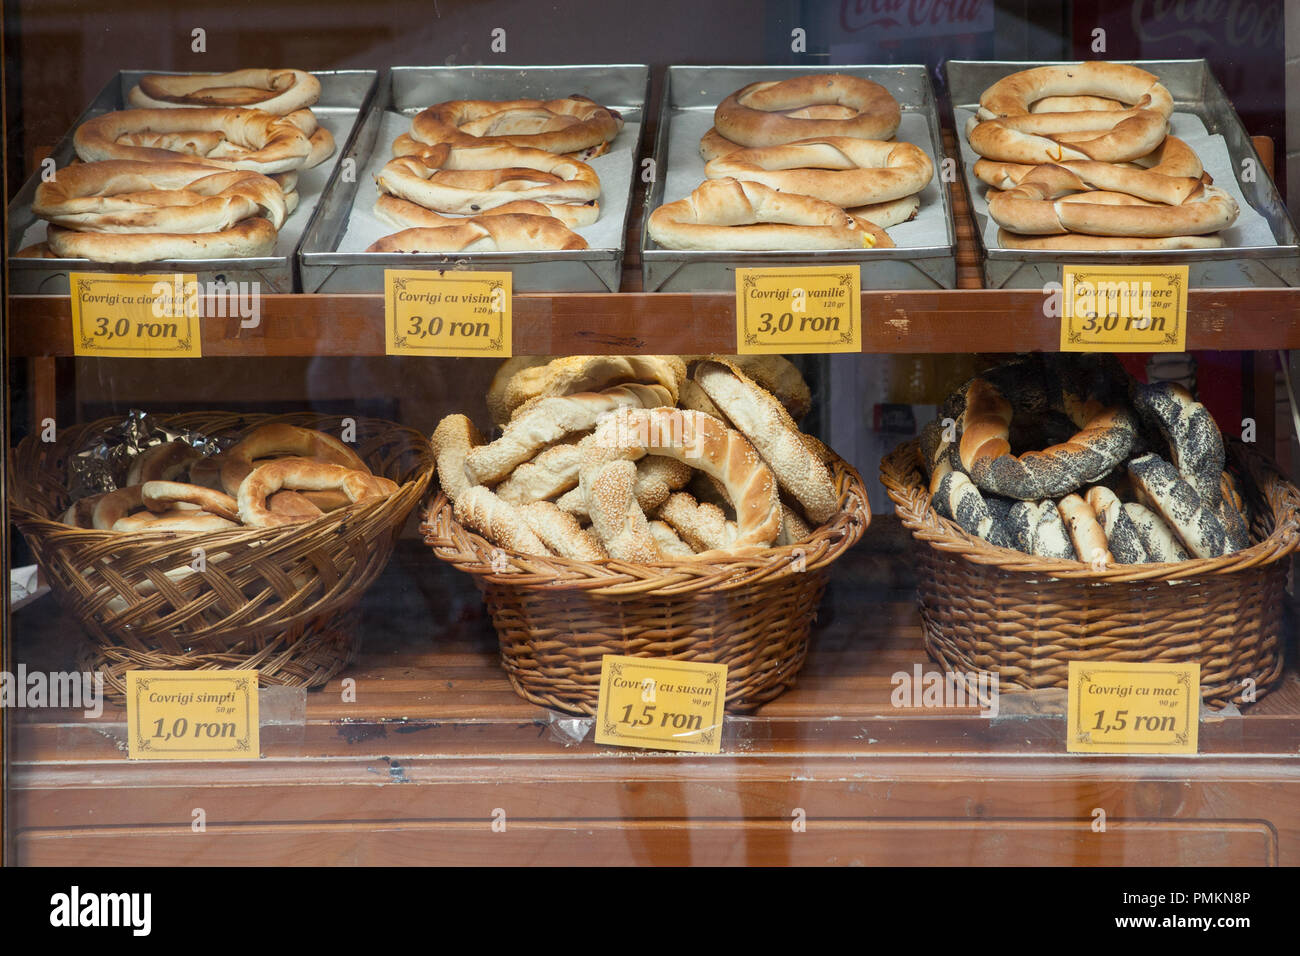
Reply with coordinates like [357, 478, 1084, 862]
[130, 69, 322, 114]
[714, 74, 901, 148]
[705, 137, 933, 207]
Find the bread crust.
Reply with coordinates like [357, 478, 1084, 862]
[714, 75, 900, 148]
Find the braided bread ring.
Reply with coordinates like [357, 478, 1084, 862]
[453, 486, 551, 555]
[498, 355, 688, 423]
[556, 456, 693, 518]
[518, 501, 607, 560]
[705, 137, 933, 208]
[130, 69, 322, 114]
[34, 161, 288, 234]
[238, 460, 379, 528]
[1084, 485, 1146, 564]
[219, 424, 370, 497]
[494, 435, 589, 504]
[714, 75, 900, 148]
[1133, 383, 1226, 509]
[695, 360, 838, 523]
[585, 407, 781, 551]
[142, 481, 240, 522]
[409, 96, 623, 156]
[281, 109, 336, 168]
[649, 520, 696, 558]
[657, 492, 737, 552]
[366, 215, 587, 253]
[928, 456, 1011, 548]
[1058, 493, 1114, 566]
[46, 217, 278, 262]
[647, 178, 890, 251]
[463, 384, 673, 486]
[75, 108, 315, 175]
[431, 414, 485, 505]
[1128, 453, 1227, 558]
[375, 144, 600, 217]
[1122, 501, 1190, 562]
[374, 194, 599, 231]
[581, 460, 660, 562]
[957, 377, 1136, 500]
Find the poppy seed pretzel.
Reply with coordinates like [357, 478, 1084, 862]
[956, 376, 1137, 500]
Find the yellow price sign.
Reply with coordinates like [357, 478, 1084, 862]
[594, 656, 727, 753]
[1067, 661, 1199, 754]
[127, 670, 260, 760]
[69, 272, 202, 358]
[384, 269, 512, 357]
[735, 265, 861, 354]
[1060, 264, 1188, 352]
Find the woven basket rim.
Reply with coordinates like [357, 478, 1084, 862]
[880, 437, 1300, 583]
[9, 410, 434, 547]
[421, 454, 871, 595]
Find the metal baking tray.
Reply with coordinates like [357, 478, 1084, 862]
[641, 65, 957, 292]
[298, 64, 649, 293]
[7, 69, 377, 294]
[946, 59, 1300, 288]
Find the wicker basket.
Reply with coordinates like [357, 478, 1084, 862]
[421, 456, 870, 715]
[10, 411, 433, 696]
[879, 439, 1300, 707]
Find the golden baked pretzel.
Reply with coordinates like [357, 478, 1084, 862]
[714, 75, 901, 148]
[75, 107, 316, 175]
[987, 171, 1238, 237]
[237, 459, 381, 528]
[699, 127, 745, 162]
[126, 440, 202, 486]
[995, 229, 1222, 250]
[365, 215, 587, 253]
[408, 95, 623, 158]
[142, 481, 240, 522]
[583, 406, 783, 552]
[647, 178, 892, 251]
[129, 69, 322, 114]
[46, 217, 278, 262]
[218, 423, 370, 497]
[704, 137, 933, 208]
[493, 355, 688, 424]
[968, 63, 1175, 164]
[33, 161, 288, 234]
[973, 135, 1205, 190]
[375, 144, 600, 216]
[374, 194, 598, 231]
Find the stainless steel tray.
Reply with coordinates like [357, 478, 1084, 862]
[7, 69, 378, 294]
[641, 65, 957, 292]
[298, 64, 649, 293]
[946, 59, 1300, 288]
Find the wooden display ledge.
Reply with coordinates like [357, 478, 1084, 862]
[8, 517, 1300, 866]
[10, 286, 1300, 356]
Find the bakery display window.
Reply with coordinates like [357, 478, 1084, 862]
[3, 0, 1299, 889]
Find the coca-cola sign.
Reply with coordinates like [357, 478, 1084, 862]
[1129, 0, 1282, 51]
[839, 0, 993, 38]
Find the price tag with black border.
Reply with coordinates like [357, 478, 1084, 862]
[69, 272, 202, 358]
[384, 269, 511, 357]
[594, 657, 726, 753]
[1066, 661, 1199, 754]
[735, 265, 861, 354]
[1060, 264, 1188, 352]
[127, 670, 259, 760]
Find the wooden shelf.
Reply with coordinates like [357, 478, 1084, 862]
[10, 285, 1300, 356]
[9, 518, 1300, 866]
